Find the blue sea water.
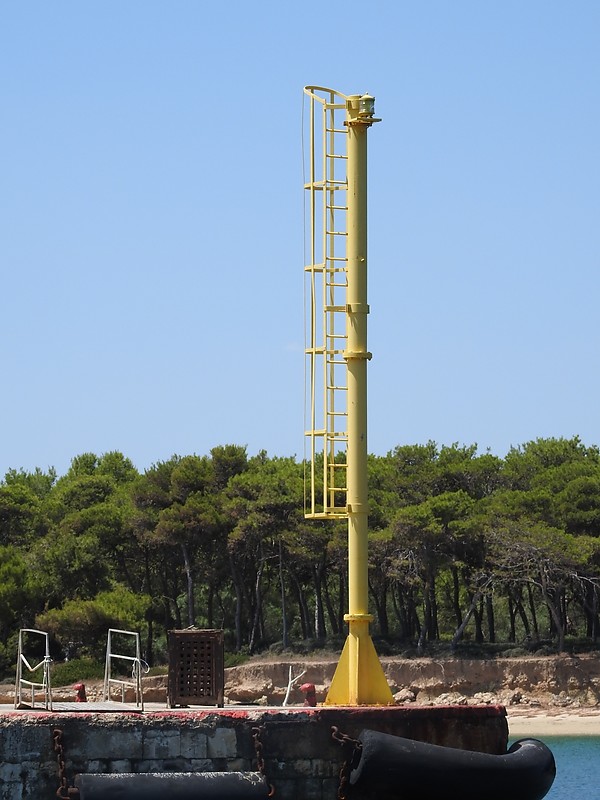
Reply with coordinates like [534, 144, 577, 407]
[508, 736, 600, 799]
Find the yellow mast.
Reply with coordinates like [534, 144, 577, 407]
[304, 88, 393, 705]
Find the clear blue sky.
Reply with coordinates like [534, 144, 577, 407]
[2, 1, 599, 479]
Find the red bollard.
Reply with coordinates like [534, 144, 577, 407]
[73, 682, 87, 702]
[300, 682, 317, 707]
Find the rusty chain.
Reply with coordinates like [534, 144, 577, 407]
[53, 721, 354, 800]
[53, 728, 80, 799]
[331, 726, 362, 800]
[252, 725, 275, 797]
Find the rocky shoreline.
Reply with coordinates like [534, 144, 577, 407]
[2, 653, 599, 712]
[224, 653, 600, 710]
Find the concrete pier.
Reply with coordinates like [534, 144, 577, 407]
[0, 704, 508, 799]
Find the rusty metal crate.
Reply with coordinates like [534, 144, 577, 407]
[167, 629, 224, 707]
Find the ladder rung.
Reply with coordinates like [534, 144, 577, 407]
[326, 230, 347, 236]
[304, 181, 346, 190]
[326, 153, 348, 160]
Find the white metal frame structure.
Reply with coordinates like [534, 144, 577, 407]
[103, 628, 145, 709]
[15, 628, 53, 710]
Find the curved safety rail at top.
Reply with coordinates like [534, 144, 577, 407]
[303, 85, 348, 102]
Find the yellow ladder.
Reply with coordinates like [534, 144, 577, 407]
[304, 86, 349, 519]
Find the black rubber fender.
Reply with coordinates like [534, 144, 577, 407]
[350, 730, 556, 800]
[75, 771, 271, 800]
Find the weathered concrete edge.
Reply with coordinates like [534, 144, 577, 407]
[0, 705, 509, 800]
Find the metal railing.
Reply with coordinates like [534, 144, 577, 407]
[15, 628, 53, 710]
[103, 628, 145, 709]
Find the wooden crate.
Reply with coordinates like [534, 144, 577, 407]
[167, 629, 224, 707]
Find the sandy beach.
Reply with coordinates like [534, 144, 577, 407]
[507, 708, 600, 738]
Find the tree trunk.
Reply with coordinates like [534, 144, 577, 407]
[248, 560, 265, 654]
[512, 587, 532, 641]
[312, 562, 327, 641]
[507, 595, 517, 643]
[451, 565, 463, 628]
[537, 567, 565, 652]
[338, 568, 346, 632]
[206, 583, 214, 629]
[527, 583, 540, 640]
[418, 574, 433, 652]
[583, 583, 599, 642]
[369, 577, 389, 637]
[181, 543, 195, 627]
[391, 584, 403, 637]
[421, 566, 438, 644]
[143, 549, 154, 664]
[486, 593, 495, 643]
[279, 539, 289, 649]
[472, 595, 484, 643]
[228, 552, 244, 651]
[162, 562, 182, 629]
[289, 571, 313, 639]
[322, 574, 340, 635]
[405, 586, 421, 641]
[146, 616, 153, 666]
[450, 590, 483, 649]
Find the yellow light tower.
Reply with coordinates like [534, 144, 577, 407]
[303, 87, 393, 705]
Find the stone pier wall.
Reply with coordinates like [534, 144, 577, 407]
[0, 705, 508, 800]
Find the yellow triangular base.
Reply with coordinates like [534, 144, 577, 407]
[324, 633, 393, 705]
